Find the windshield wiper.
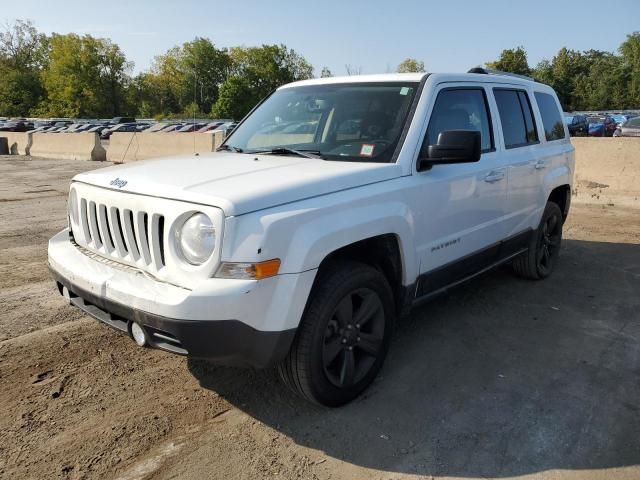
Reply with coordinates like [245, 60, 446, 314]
[250, 147, 324, 159]
[216, 144, 243, 153]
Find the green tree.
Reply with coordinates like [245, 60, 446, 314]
[182, 37, 231, 113]
[486, 46, 531, 76]
[320, 66, 332, 78]
[0, 20, 48, 116]
[210, 76, 254, 119]
[532, 48, 586, 110]
[40, 33, 131, 117]
[572, 51, 631, 110]
[131, 38, 230, 117]
[620, 32, 640, 107]
[397, 58, 425, 73]
[212, 44, 313, 119]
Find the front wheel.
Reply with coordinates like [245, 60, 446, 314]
[278, 261, 395, 407]
[512, 201, 563, 280]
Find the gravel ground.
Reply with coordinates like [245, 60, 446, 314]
[0, 156, 638, 480]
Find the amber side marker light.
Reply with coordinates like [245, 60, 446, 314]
[215, 259, 281, 280]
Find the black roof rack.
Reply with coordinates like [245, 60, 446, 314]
[467, 67, 535, 82]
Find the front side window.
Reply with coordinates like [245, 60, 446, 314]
[224, 82, 418, 163]
[493, 89, 539, 148]
[535, 92, 566, 141]
[424, 88, 494, 152]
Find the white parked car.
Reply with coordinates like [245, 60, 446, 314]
[49, 70, 574, 406]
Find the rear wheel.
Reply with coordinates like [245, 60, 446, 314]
[278, 261, 394, 407]
[512, 201, 563, 280]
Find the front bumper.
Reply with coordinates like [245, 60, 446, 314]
[48, 229, 317, 368]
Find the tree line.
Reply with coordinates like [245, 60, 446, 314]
[1, 19, 638, 120]
[486, 33, 640, 111]
[0, 20, 314, 120]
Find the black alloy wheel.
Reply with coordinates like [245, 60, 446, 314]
[322, 288, 385, 388]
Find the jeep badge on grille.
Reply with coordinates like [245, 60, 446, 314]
[110, 178, 128, 189]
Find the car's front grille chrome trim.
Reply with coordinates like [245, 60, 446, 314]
[67, 182, 223, 290]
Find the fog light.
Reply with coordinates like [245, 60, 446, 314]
[130, 322, 147, 347]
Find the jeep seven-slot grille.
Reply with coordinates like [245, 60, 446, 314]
[78, 197, 166, 271]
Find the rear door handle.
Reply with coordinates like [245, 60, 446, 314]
[484, 170, 505, 183]
[534, 159, 547, 170]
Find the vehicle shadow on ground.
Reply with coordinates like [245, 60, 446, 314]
[188, 239, 640, 478]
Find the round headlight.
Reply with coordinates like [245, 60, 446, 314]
[176, 213, 216, 265]
[68, 188, 79, 225]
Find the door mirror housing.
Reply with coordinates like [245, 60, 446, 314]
[418, 130, 481, 171]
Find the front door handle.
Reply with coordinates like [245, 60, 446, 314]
[484, 170, 505, 183]
[534, 159, 547, 170]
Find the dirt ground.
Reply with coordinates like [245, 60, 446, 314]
[0, 156, 638, 480]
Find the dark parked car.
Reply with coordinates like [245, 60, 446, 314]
[564, 114, 588, 136]
[587, 115, 617, 137]
[110, 116, 136, 125]
[0, 120, 33, 132]
[613, 116, 640, 137]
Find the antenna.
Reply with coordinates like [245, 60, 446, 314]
[193, 73, 197, 154]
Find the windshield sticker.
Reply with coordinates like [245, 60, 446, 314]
[360, 144, 375, 157]
[399, 87, 410, 95]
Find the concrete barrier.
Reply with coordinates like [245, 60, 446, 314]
[107, 131, 224, 163]
[0, 132, 32, 155]
[29, 133, 106, 161]
[572, 137, 640, 207]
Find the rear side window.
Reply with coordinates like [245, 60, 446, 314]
[493, 89, 539, 148]
[425, 88, 494, 152]
[535, 92, 566, 141]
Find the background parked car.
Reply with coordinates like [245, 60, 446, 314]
[613, 116, 640, 137]
[175, 123, 208, 132]
[110, 116, 136, 125]
[587, 115, 617, 137]
[564, 114, 588, 136]
[158, 123, 185, 133]
[100, 123, 138, 139]
[0, 120, 33, 132]
[87, 125, 109, 135]
[197, 121, 225, 132]
[145, 122, 171, 132]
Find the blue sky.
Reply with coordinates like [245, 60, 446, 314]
[4, 0, 639, 76]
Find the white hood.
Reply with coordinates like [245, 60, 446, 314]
[74, 152, 402, 216]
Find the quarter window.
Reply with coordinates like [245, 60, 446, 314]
[425, 88, 494, 153]
[493, 89, 539, 148]
[535, 92, 566, 141]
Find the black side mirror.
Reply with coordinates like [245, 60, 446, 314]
[418, 130, 481, 171]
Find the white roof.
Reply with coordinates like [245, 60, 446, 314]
[280, 73, 427, 89]
[280, 71, 548, 90]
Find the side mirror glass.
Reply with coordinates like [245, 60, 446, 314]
[418, 130, 481, 171]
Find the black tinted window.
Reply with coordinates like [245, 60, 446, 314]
[493, 89, 538, 148]
[518, 91, 538, 143]
[534, 92, 566, 141]
[425, 88, 493, 152]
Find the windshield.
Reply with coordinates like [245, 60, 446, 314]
[564, 115, 574, 124]
[224, 82, 419, 162]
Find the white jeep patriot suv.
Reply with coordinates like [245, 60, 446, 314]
[49, 69, 574, 406]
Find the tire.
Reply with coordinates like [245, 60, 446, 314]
[512, 201, 563, 280]
[278, 261, 395, 407]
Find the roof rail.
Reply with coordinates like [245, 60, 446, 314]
[467, 67, 535, 82]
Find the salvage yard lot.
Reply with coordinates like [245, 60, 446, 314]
[0, 156, 639, 480]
